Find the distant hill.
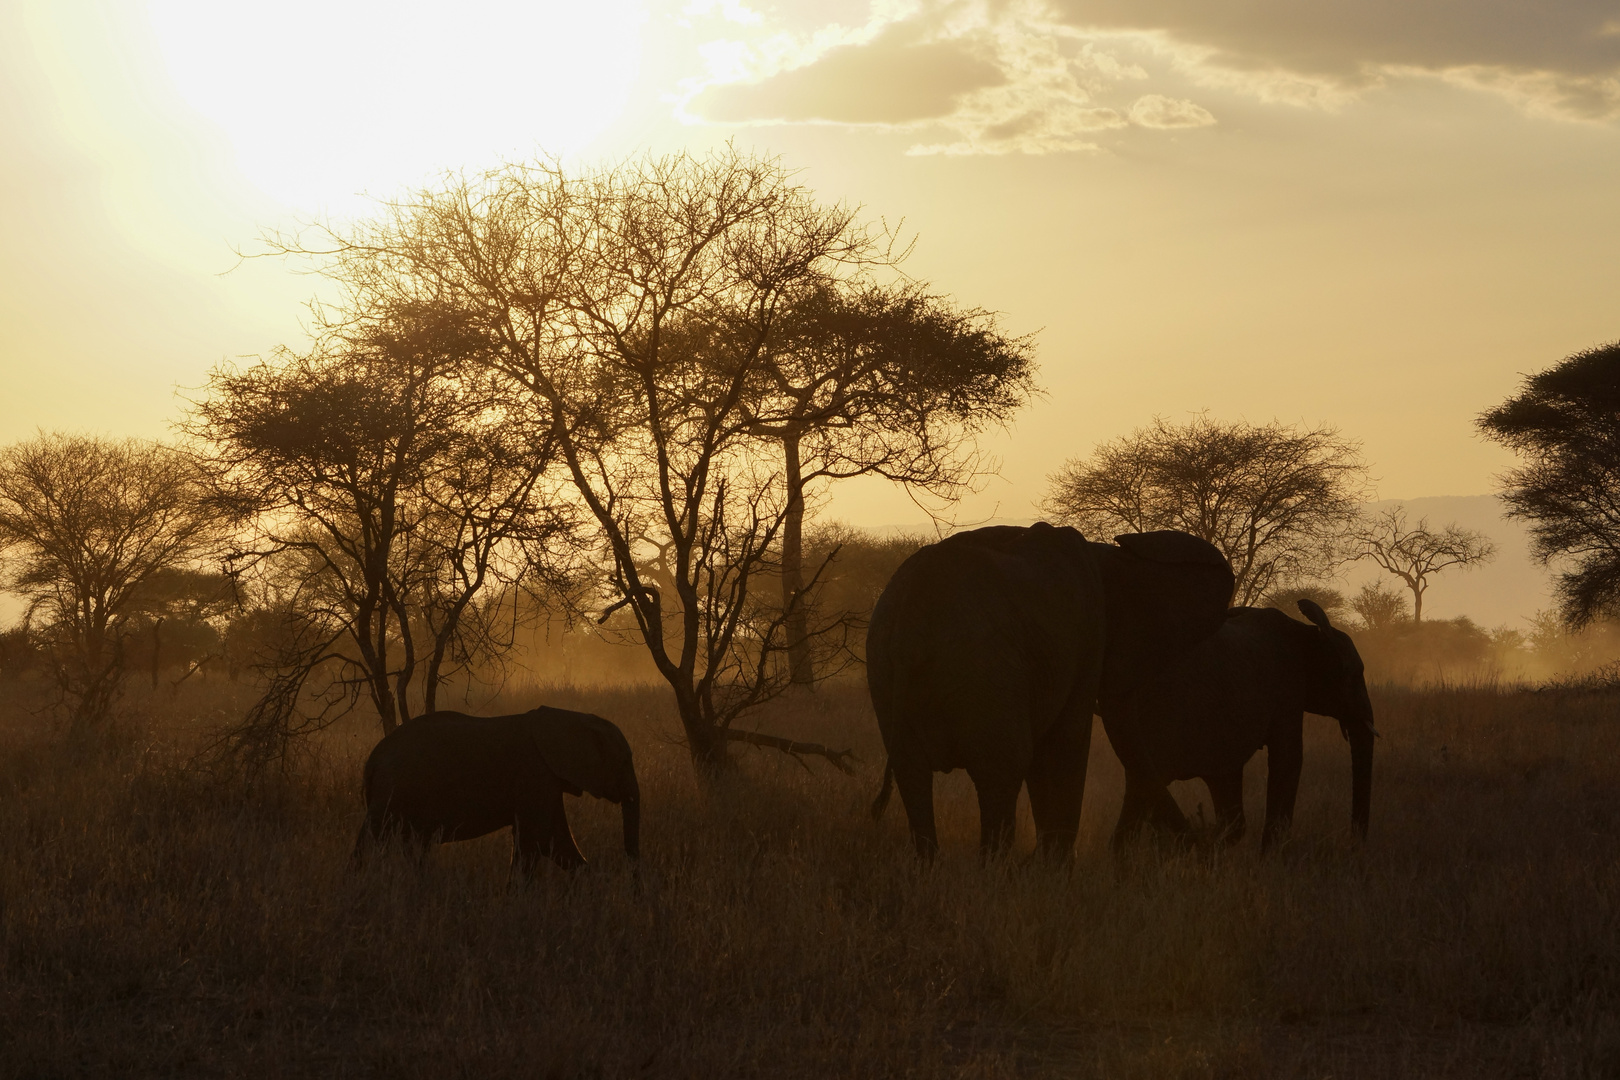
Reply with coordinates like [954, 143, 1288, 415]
[863, 495, 1554, 629]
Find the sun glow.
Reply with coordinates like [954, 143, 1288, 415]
[146, 0, 647, 214]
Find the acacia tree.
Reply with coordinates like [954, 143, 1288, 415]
[193, 303, 569, 741]
[278, 148, 897, 769]
[745, 282, 1037, 684]
[1349, 505, 1495, 622]
[0, 433, 222, 728]
[1350, 581, 1410, 631]
[1044, 415, 1368, 605]
[1478, 340, 1620, 627]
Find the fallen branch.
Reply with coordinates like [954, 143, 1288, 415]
[721, 728, 857, 774]
[169, 654, 220, 693]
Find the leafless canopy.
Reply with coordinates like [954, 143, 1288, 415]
[0, 433, 223, 729]
[190, 302, 573, 751]
[264, 147, 917, 769]
[1044, 415, 1368, 605]
[1349, 505, 1495, 622]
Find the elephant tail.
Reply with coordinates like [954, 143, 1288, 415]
[870, 758, 895, 821]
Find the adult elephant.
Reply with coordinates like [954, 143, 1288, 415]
[867, 522, 1234, 859]
[353, 706, 640, 875]
[1108, 600, 1375, 852]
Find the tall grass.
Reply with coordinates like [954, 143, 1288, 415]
[2, 678, 1617, 1077]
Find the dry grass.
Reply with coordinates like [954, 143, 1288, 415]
[2, 676, 1618, 1078]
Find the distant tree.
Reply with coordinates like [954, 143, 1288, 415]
[1044, 415, 1368, 605]
[126, 568, 237, 689]
[192, 303, 570, 746]
[1349, 581, 1410, 632]
[1478, 340, 1620, 627]
[746, 282, 1037, 684]
[1348, 505, 1495, 622]
[1261, 581, 1348, 623]
[0, 433, 222, 729]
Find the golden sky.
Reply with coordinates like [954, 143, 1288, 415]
[4, 0, 1618, 530]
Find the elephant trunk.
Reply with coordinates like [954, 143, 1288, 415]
[620, 773, 641, 860]
[1348, 694, 1375, 841]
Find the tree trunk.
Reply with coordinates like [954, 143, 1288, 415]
[150, 617, 163, 689]
[674, 688, 729, 772]
[364, 610, 399, 735]
[781, 432, 813, 687]
[1411, 582, 1424, 622]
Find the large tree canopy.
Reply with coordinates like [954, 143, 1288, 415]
[1478, 340, 1620, 627]
[255, 147, 1036, 771]
[1044, 414, 1367, 605]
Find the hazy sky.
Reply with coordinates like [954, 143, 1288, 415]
[4, 0, 1618, 531]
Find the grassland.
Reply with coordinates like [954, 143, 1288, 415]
[2, 677, 1618, 1078]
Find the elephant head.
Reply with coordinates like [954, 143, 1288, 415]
[1093, 530, 1236, 713]
[1296, 598, 1375, 840]
[527, 707, 641, 859]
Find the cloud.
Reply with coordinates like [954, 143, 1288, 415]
[1050, 0, 1620, 118]
[691, 21, 1005, 124]
[1128, 93, 1216, 129]
[683, 1, 1186, 154]
[676, 0, 1620, 157]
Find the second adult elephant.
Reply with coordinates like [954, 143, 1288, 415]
[868, 522, 1234, 859]
[1107, 600, 1375, 852]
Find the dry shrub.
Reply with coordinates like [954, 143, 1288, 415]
[1, 679, 1618, 1077]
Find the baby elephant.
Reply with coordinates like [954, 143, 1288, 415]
[1106, 599, 1375, 852]
[353, 706, 640, 874]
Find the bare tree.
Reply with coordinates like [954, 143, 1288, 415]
[1044, 415, 1368, 605]
[1349, 505, 1495, 622]
[0, 433, 222, 729]
[745, 282, 1037, 684]
[273, 147, 885, 770]
[191, 303, 570, 740]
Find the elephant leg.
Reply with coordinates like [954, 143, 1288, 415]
[1111, 771, 1152, 852]
[515, 794, 586, 875]
[1145, 782, 1190, 833]
[969, 769, 1021, 859]
[1026, 711, 1092, 861]
[1262, 724, 1304, 853]
[892, 759, 938, 861]
[1112, 769, 1188, 852]
[1205, 769, 1246, 845]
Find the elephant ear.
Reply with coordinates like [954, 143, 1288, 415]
[1297, 598, 1333, 629]
[1113, 530, 1231, 572]
[527, 707, 629, 801]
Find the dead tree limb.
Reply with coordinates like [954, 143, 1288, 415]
[720, 728, 856, 773]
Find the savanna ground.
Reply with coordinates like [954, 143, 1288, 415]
[2, 675, 1618, 1079]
